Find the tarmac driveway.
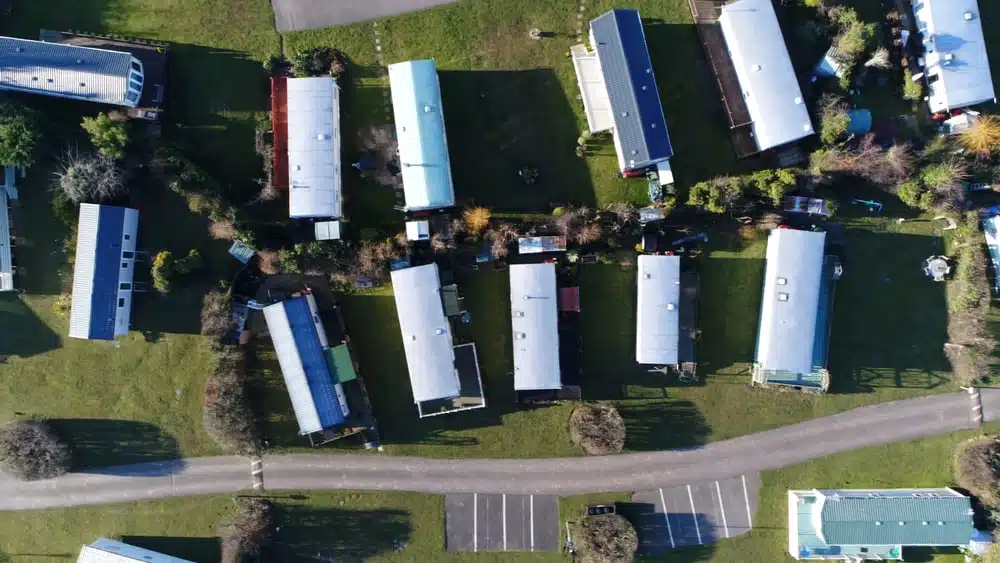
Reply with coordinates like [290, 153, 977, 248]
[272, 0, 459, 32]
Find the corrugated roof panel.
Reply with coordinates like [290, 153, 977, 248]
[510, 263, 561, 391]
[78, 538, 195, 563]
[287, 77, 341, 219]
[636, 255, 681, 364]
[390, 264, 461, 403]
[755, 229, 826, 376]
[0, 36, 139, 107]
[913, 0, 996, 112]
[388, 60, 456, 211]
[88, 205, 125, 340]
[0, 189, 11, 291]
[820, 491, 973, 546]
[590, 9, 672, 169]
[719, 0, 814, 151]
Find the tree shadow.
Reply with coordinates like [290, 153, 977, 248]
[122, 537, 221, 562]
[7, 174, 72, 296]
[0, 293, 60, 358]
[617, 502, 718, 559]
[619, 401, 712, 451]
[4, 0, 123, 38]
[828, 228, 951, 393]
[439, 69, 595, 212]
[48, 418, 184, 472]
[268, 504, 411, 562]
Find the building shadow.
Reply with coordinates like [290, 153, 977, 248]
[619, 401, 711, 451]
[0, 293, 60, 358]
[122, 536, 221, 562]
[695, 256, 765, 379]
[7, 175, 72, 296]
[48, 418, 184, 472]
[617, 502, 718, 559]
[268, 504, 411, 562]
[439, 69, 596, 212]
[828, 228, 951, 393]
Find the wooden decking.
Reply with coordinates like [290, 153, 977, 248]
[270, 76, 289, 191]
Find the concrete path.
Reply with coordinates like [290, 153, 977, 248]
[1, 389, 996, 511]
[272, 0, 457, 32]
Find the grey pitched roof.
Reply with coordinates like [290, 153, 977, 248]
[0, 36, 135, 106]
[590, 9, 672, 169]
[821, 495, 973, 546]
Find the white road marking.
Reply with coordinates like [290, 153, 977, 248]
[473, 494, 478, 552]
[529, 495, 535, 552]
[502, 493, 507, 551]
[715, 481, 730, 538]
[741, 475, 754, 528]
[658, 488, 675, 549]
[687, 484, 703, 545]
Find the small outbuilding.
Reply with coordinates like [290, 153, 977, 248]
[570, 9, 674, 175]
[388, 59, 456, 211]
[77, 538, 193, 563]
[910, 0, 995, 113]
[69, 203, 139, 341]
[391, 263, 485, 417]
[286, 76, 342, 220]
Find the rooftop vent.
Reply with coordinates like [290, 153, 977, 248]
[513, 310, 524, 317]
[875, 521, 882, 526]
[922, 521, 929, 526]
[435, 328, 445, 335]
[79, 82, 86, 87]
[643, 272, 651, 279]
[965, 11, 975, 21]
[666, 303, 676, 311]
[516, 332, 526, 340]
[776, 277, 787, 285]
[14, 47, 22, 53]
[944, 53, 954, 65]
[622, 111, 629, 117]
[76, 59, 83, 64]
[777, 292, 789, 302]
[898, 522, 905, 526]
[938, 521, 945, 525]
[753, 64, 762, 72]
[794, 96, 803, 105]
[423, 104, 433, 113]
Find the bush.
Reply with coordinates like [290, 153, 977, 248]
[462, 207, 491, 234]
[896, 180, 934, 210]
[903, 69, 924, 101]
[174, 249, 203, 275]
[569, 404, 626, 455]
[290, 47, 347, 77]
[830, 7, 875, 66]
[0, 102, 40, 168]
[204, 347, 260, 455]
[818, 94, 851, 145]
[954, 436, 1000, 507]
[960, 116, 1000, 158]
[747, 169, 798, 206]
[81, 113, 129, 160]
[0, 419, 72, 480]
[201, 290, 234, 339]
[221, 497, 273, 563]
[52, 293, 72, 318]
[151, 249, 202, 293]
[54, 152, 125, 204]
[577, 514, 638, 563]
[687, 176, 743, 214]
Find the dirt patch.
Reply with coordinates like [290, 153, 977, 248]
[357, 124, 399, 188]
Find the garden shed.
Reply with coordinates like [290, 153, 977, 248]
[287, 76, 342, 219]
[391, 263, 485, 417]
[635, 255, 681, 365]
[717, 0, 814, 152]
[911, 0, 995, 113]
[509, 263, 562, 393]
[0, 36, 144, 107]
[69, 203, 139, 341]
[570, 8, 674, 174]
[262, 293, 350, 437]
[388, 60, 456, 211]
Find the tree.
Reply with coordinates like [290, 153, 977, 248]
[0, 102, 40, 168]
[576, 514, 638, 563]
[151, 251, 175, 293]
[903, 69, 924, 101]
[569, 404, 626, 455]
[830, 7, 876, 66]
[954, 436, 1000, 507]
[221, 497, 273, 563]
[960, 115, 1000, 158]
[747, 169, 798, 206]
[204, 347, 260, 455]
[201, 290, 234, 340]
[896, 179, 934, 210]
[0, 419, 71, 481]
[81, 113, 129, 160]
[462, 207, 491, 235]
[819, 94, 851, 145]
[687, 176, 743, 214]
[54, 152, 126, 204]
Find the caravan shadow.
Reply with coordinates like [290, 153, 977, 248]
[0, 293, 60, 358]
[122, 537, 221, 562]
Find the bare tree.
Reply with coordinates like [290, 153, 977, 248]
[954, 436, 1000, 507]
[575, 222, 603, 245]
[577, 514, 639, 563]
[54, 150, 126, 204]
[885, 142, 915, 184]
[569, 404, 626, 455]
[486, 222, 519, 258]
[201, 290, 234, 340]
[864, 47, 891, 69]
[221, 497, 273, 563]
[0, 419, 71, 481]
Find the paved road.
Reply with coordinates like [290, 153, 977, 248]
[1, 389, 996, 511]
[272, 0, 458, 32]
